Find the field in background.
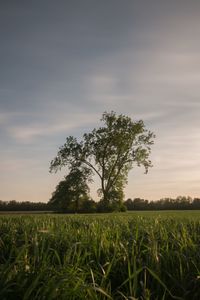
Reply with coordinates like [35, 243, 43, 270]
[0, 211, 200, 299]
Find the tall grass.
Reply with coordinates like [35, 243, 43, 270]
[0, 212, 200, 299]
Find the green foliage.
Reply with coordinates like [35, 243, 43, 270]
[49, 168, 92, 212]
[1, 212, 200, 299]
[124, 196, 200, 211]
[50, 112, 155, 210]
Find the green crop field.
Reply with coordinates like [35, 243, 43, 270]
[0, 211, 200, 299]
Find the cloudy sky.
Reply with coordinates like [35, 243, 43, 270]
[1, 0, 200, 202]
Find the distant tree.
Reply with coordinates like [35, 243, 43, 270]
[49, 167, 91, 212]
[192, 198, 200, 209]
[0, 200, 48, 211]
[50, 111, 155, 211]
[175, 196, 192, 209]
[124, 198, 134, 210]
[81, 199, 97, 213]
[132, 198, 148, 210]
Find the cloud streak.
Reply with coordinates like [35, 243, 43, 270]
[7, 113, 99, 142]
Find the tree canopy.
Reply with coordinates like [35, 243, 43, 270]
[49, 167, 91, 212]
[50, 111, 155, 210]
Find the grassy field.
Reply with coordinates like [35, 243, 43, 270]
[0, 211, 200, 299]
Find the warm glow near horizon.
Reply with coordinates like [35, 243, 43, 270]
[0, 0, 200, 202]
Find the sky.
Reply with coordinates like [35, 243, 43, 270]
[1, 0, 200, 202]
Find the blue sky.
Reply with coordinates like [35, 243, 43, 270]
[1, 0, 200, 202]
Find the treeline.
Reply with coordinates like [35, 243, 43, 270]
[1, 196, 200, 212]
[0, 200, 48, 211]
[124, 196, 200, 210]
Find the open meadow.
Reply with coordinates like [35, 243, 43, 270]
[0, 211, 200, 299]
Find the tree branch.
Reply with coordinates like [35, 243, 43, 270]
[105, 151, 130, 193]
[82, 159, 102, 180]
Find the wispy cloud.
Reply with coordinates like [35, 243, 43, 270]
[7, 113, 99, 142]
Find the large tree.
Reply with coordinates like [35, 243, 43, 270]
[50, 111, 155, 206]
